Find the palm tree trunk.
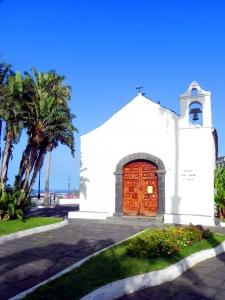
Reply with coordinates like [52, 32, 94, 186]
[15, 141, 38, 191]
[24, 146, 38, 187]
[14, 142, 32, 190]
[28, 150, 45, 194]
[44, 151, 51, 205]
[1, 128, 13, 185]
[21, 147, 39, 191]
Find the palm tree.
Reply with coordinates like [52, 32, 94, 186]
[14, 68, 77, 195]
[0, 62, 13, 98]
[0, 72, 24, 186]
[0, 62, 14, 162]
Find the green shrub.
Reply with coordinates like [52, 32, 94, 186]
[0, 185, 33, 220]
[214, 166, 225, 219]
[127, 225, 212, 258]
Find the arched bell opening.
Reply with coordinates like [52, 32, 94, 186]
[189, 101, 203, 126]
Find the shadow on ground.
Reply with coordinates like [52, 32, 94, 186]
[26, 205, 79, 218]
[0, 237, 114, 300]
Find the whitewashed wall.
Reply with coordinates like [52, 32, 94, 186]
[78, 82, 215, 226]
[79, 94, 177, 214]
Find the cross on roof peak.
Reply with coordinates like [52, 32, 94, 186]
[136, 85, 144, 95]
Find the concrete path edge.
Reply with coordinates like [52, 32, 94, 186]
[0, 219, 68, 245]
[9, 231, 225, 300]
[9, 228, 148, 300]
[80, 240, 225, 300]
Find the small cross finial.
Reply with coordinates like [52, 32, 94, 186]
[136, 85, 143, 95]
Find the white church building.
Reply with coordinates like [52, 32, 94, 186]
[71, 81, 217, 226]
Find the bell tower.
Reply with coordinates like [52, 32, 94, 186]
[174, 81, 216, 226]
[179, 81, 212, 128]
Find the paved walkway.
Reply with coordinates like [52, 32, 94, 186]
[119, 253, 225, 300]
[0, 217, 149, 300]
[1, 208, 225, 300]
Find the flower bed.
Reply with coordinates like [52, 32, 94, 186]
[127, 225, 212, 258]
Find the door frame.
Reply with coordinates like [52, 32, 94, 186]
[114, 153, 166, 216]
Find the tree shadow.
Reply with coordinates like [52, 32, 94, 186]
[79, 154, 89, 200]
[0, 237, 116, 300]
[170, 114, 182, 224]
[79, 175, 89, 200]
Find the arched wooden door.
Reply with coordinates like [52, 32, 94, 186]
[123, 160, 158, 216]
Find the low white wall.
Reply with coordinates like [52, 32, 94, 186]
[58, 198, 80, 205]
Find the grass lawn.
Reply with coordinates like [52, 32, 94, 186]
[25, 230, 225, 300]
[0, 217, 63, 236]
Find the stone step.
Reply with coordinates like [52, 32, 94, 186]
[106, 215, 164, 226]
[68, 211, 109, 219]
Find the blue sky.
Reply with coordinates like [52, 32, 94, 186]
[1, 0, 225, 190]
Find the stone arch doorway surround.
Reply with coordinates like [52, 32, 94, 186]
[114, 153, 166, 216]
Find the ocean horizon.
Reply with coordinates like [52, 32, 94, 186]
[32, 189, 78, 195]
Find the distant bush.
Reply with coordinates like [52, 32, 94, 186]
[127, 225, 213, 258]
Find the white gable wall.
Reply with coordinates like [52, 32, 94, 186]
[80, 95, 178, 215]
[78, 82, 216, 226]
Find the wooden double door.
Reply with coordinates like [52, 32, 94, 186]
[123, 160, 158, 216]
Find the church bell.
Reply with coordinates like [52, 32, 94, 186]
[189, 108, 202, 121]
[192, 112, 199, 121]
